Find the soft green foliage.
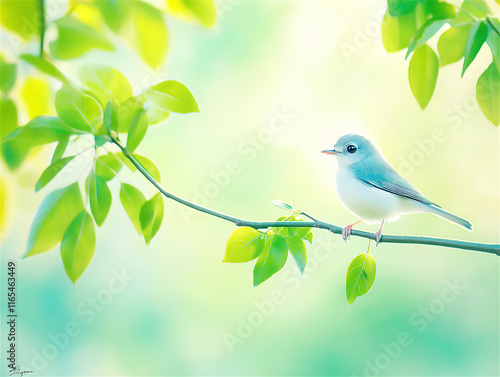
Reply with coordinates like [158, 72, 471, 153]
[253, 234, 288, 286]
[476, 63, 500, 126]
[140, 193, 164, 245]
[49, 15, 115, 60]
[409, 44, 439, 109]
[143, 80, 200, 115]
[346, 252, 377, 304]
[0, 0, 209, 283]
[89, 172, 112, 227]
[223, 227, 264, 263]
[0, 56, 16, 95]
[25, 183, 84, 257]
[0, 0, 38, 40]
[35, 156, 75, 192]
[224, 212, 314, 286]
[382, 0, 499, 125]
[462, 21, 489, 77]
[437, 25, 471, 66]
[55, 85, 102, 133]
[60, 211, 96, 283]
[126, 109, 149, 152]
[20, 54, 69, 84]
[120, 183, 147, 235]
[130, 1, 169, 69]
[96, 153, 123, 180]
[80, 65, 133, 108]
[134, 154, 161, 182]
[167, 0, 217, 27]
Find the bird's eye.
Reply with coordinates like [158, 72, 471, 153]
[347, 145, 357, 153]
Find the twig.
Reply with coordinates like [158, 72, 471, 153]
[110, 137, 500, 256]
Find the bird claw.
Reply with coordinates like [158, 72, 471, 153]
[342, 225, 352, 242]
[375, 229, 383, 246]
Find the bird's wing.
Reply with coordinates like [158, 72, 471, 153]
[351, 157, 438, 207]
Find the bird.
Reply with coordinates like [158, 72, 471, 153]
[322, 133, 473, 244]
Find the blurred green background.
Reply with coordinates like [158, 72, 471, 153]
[1, 0, 499, 376]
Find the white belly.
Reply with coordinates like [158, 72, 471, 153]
[335, 168, 418, 224]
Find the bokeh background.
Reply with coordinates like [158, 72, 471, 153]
[1, 1, 499, 376]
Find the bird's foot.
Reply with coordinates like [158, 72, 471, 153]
[342, 225, 353, 242]
[374, 229, 383, 245]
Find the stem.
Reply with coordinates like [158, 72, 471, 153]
[110, 137, 500, 256]
[486, 17, 500, 37]
[39, 0, 45, 58]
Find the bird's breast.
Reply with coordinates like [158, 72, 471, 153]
[335, 168, 409, 224]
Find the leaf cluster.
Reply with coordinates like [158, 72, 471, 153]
[4, 64, 199, 282]
[223, 214, 313, 286]
[382, 0, 499, 126]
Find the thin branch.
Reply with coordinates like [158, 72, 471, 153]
[110, 137, 500, 256]
[486, 17, 500, 37]
[38, 0, 45, 58]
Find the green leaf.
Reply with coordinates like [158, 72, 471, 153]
[223, 227, 265, 263]
[253, 234, 288, 286]
[381, 10, 418, 52]
[116, 151, 136, 171]
[387, 0, 417, 17]
[88, 172, 112, 227]
[80, 65, 133, 108]
[0, 98, 18, 140]
[346, 253, 376, 304]
[25, 183, 84, 257]
[487, 27, 500, 71]
[60, 211, 96, 283]
[303, 231, 313, 244]
[437, 24, 471, 67]
[55, 85, 102, 133]
[272, 199, 294, 211]
[286, 236, 307, 274]
[20, 54, 69, 84]
[128, 1, 168, 69]
[406, 19, 446, 59]
[167, 0, 216, 27]
[0, 56, 16, 95]
[51, 136, 70, 164]
[126, 108, 149, 152]
[117, 96, 144, 133]
[94, 0, 127, 33]
[143, 80, 199, 115]
[462, 21, 489, 77]
[103, 102, 118, 134]
[409, 44, 439, 109]
[119, 183, 146, 234]
[0, 0, 38, 39]
[462, 0, 491, 18]
[133, 154, 161, 182]
[96, 152, 123, 180]
[427, 1, 456, 20]
[49, 15, 114, 60]
[3, 116, 78, 145]
[35, 156, 76, 192]
[139, 193, 164, 244]
[476, 63, 500, 126]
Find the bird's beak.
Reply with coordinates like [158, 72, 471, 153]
[321, 149, 338, 155]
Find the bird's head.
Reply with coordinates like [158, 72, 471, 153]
[322, 133, 382, 168]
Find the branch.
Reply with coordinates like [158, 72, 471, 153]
[110, 137, 500, 256]
[38, 0, 45, 58]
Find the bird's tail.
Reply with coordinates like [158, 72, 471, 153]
[427, 205, 474, 231]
